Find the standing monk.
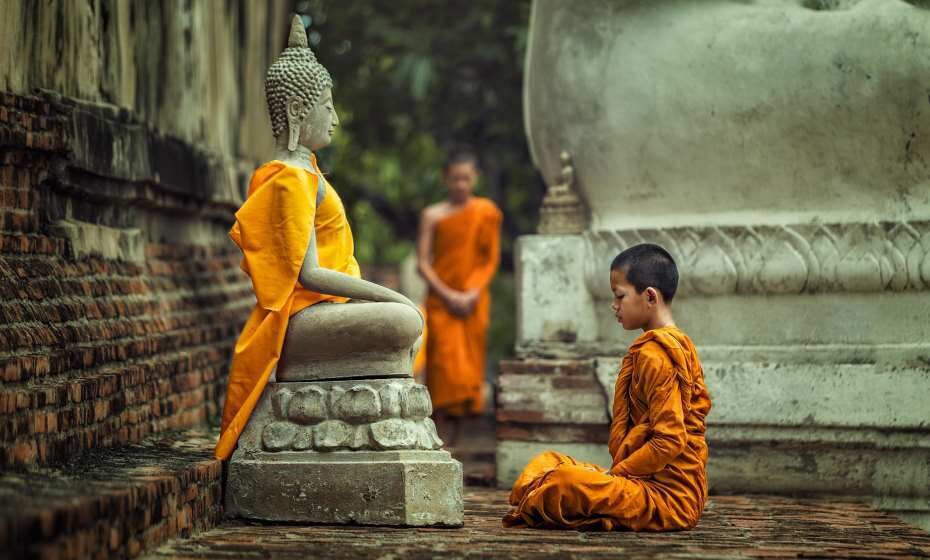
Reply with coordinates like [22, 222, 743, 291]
[416, 150, 502, 446]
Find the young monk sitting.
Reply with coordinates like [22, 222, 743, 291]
[503, 243, 713, 531]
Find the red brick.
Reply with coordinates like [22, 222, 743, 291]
[33, 412, 46, 434]
[93, 400, 109, 421]
[12, 440, 37, 464]
[0, 393, 14, 414]
[34, 355, 50, 376]
[498, 422, 610, 443]
[3, 359, 22, 382]
[126, 537, 141, 557]
[108, 526, 121, 551]
[499, 358, 595, 376]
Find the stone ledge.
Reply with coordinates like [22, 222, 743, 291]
[583, 221, 930, 297]
[0, 428, 222, 559]
[0, 90, 249, 221]
[49, 219, 144, 263]
[499, 358, 595, 376]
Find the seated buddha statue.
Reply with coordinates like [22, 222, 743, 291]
[214, 15, 423, 460]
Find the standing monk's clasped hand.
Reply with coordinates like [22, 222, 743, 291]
[443, 288, 480, 317]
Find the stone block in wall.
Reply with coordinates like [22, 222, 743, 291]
[496, 357, 614, 490]
[496, 358, 608, 425]
[49, 219, 143, 262]
[515, 236, 600, 357]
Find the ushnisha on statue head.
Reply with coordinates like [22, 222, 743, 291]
[266, 15, 340, 153]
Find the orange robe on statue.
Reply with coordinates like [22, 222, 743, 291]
[503, 326, 712, 531]
[425, 197, 502, 416]
[214, 157, 360, 460]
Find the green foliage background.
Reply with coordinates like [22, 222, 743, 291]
[295, 1, 545, 366]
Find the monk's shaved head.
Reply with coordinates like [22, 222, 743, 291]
[610, 244, 678, 303]
[443, 148, 479, 173]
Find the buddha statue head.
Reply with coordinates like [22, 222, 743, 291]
[265, 15, 339, 152]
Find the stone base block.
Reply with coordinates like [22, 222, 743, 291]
[226, 450, 464, 526]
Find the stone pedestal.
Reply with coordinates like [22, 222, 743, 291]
[226, 365, 463, 525]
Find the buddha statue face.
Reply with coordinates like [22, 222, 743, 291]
[289, 87, 339, 151]
[266, 15, 336, 152]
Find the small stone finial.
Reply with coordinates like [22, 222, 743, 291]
[288, 15, 309, 48]
[537, 150, 589, 235]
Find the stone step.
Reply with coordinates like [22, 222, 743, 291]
[0, 428, 222, 559]
[456, 449, 496, 463]
[0, 343, 233, 470]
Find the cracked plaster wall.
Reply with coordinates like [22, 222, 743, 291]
[0, 0, 287, 164]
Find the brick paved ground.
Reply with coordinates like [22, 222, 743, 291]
[146, 488, 930, 559]
[5, 417, 929, 559]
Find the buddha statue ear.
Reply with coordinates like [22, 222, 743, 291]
[286, 97, 304, 152]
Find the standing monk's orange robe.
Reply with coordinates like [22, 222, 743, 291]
[214, 157, 360, 460]
[425, 197, 502, 416]
[412, 305, 428, 382]
[503, 326, 713, 531]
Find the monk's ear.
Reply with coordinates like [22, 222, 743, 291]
[644, 287, 660, 306]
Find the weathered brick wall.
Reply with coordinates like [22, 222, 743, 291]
[0, 92, 254, 469]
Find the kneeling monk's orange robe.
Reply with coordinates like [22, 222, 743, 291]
[425, 197, 502, 416]
[503, 326, 713, 531]
[214, 157, 360, 460]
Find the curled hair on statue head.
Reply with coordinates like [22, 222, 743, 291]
[610, 243, 679, 303]
[265, 14, 334, 140]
